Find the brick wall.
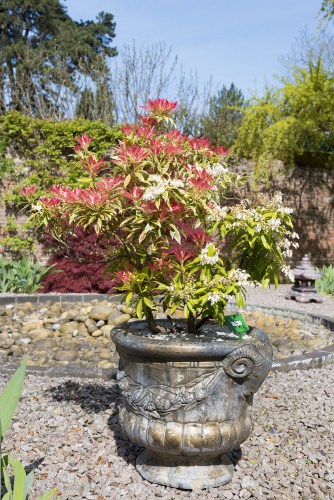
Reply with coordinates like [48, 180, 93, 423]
[245, 165, 334, 267]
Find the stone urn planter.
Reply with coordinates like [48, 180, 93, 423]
[113, 320, 273, 490]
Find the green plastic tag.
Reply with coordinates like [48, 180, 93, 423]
[225, 313, 249, 335]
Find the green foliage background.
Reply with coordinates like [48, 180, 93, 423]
[0, 112, 122, 203]
[0, 113, 122, 255]
[234, 62, 334, 180]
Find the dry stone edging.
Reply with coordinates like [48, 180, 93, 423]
[0, 293, 333, 379]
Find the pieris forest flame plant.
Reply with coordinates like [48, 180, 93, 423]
[23, 99, 298, 334]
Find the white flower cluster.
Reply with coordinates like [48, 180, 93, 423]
[281, 265, 294, 282]
[229, 268, 251, 286]
[168, 280, 197, 301]
[267, 218, 281, 231]
[142, 175, 184, 201]
[207, 292, 221, 305]
[170, 179, 184, 188]
[273, 193, 283, 203]
[32, 203, 43, 212]
[208, 204, 229, 221]
[200, 243, 220, 266]
[278, 231, 299, 257]
[282, 249, 293, 258]
[206, 163, 229, 177]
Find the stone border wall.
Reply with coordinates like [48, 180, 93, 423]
[0, 294, 333, 378]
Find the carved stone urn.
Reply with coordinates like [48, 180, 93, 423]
[113, 320, 273, 490]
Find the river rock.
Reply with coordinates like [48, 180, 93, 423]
[89, 305, 115, 322]
[107, 310, 123, 325]
[49, 303, 62, 314]
[60, 321, 79, 336]
[85, 318, 97, 333]
[73, 313, 89, 322]
[91, 330, 103, 338]
[54, 350, 78, 362]
[96, 348, 111, 360]
[113, 314, 130, 326]
[28, 328, 54, 340]
[77, 323, 89, 337]
[60, 310, 77, 320]
[17, 302, 34, 313]
[100, 325, 113, 338]
[32, 338, 57, 349]
[16, 337, 32, 345]
[84, 351, 96, 361]
[0, 338, 15, 349]
[21, 320, 44, 333]
[118, 304, 134, 315]
[11, 344, 22, 356]
[98, 360, 114, 369]
[60, 339, 81, 350]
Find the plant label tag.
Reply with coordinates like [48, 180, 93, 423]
[225, 313, 249, 334]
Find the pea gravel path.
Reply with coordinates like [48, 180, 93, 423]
[1, 363, 333, 500]
[2, 286, 334, 499]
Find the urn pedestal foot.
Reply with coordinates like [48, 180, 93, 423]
[136, 449, 235, 490]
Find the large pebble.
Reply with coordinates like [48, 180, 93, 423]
[100, 325, 113, 338]
[113, 314, 130, 326]
[21, 320, 44, 333]
[27, 328, 54, 340]
[31, 338, 57, 349]
[73, 313, 89, 322]
[16, 337, 32, 345]
[60, 321, 79, 336]
[77, 323, 88, 336]
[0, 338, 15, 348]
[54, 350, 78, 362]
[89, 305, 115, 321]
[85, 319, 97, 333]
[91, 330, 103, 337]
[60, 310, 77, 320]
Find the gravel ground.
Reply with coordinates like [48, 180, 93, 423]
[1, 364, 333, 499]
[1, 287, 334, 499]
[242, 284, 334, 319]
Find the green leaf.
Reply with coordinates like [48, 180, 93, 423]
[143, 297, 154, 308]
[39, 488, 58, 500]
[0, 356, 28, 440]
[260, 234, 270, 250]
[125, 292, 133, 304]
[2, 457, 13, 498]
[136, 300, 143, 319]
[274, 273, 279, 287]
[10, 456, 27, 499]
[23, 469, 35, 499]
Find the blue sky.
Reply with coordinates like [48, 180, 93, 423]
[66, 0, 325, 97]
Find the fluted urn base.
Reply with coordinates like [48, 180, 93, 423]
[136, 450, 234, 490]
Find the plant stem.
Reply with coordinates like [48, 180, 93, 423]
[187, 312, 197, 333]
[146, 308, 161, 333]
